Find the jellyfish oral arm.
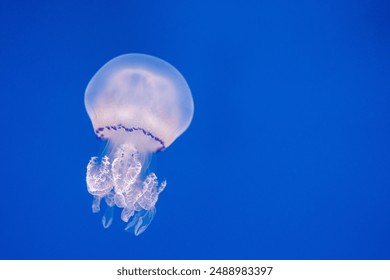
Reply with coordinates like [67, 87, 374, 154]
[86, 144, 167, 235]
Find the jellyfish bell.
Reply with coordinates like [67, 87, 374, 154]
[85, 54, 193, 151]
[84, 54, 194, 235]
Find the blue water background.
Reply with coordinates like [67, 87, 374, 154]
[0, 0, 389, 259]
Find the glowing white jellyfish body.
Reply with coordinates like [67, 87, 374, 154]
[84, 54, 194, 236]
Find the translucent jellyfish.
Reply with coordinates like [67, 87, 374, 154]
[84, 54, 194, 236]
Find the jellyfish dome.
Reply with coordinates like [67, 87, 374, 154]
[84, 53, 194, 236]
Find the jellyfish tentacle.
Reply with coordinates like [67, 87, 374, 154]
[86, 156, 112, 196]
[121, 206, 135, 223]
[92, 196, 101, 213]
[134, 208, 156, 236]
[124, 208, 157, 236]
[114, 193, 126, 208]
[102, 205, 114, 229]
[104, 190, 115, 207]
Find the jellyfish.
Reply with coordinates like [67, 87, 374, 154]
[84, 54, 194, 236]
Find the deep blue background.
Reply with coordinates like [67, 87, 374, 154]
[0, 0, 389, 259]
